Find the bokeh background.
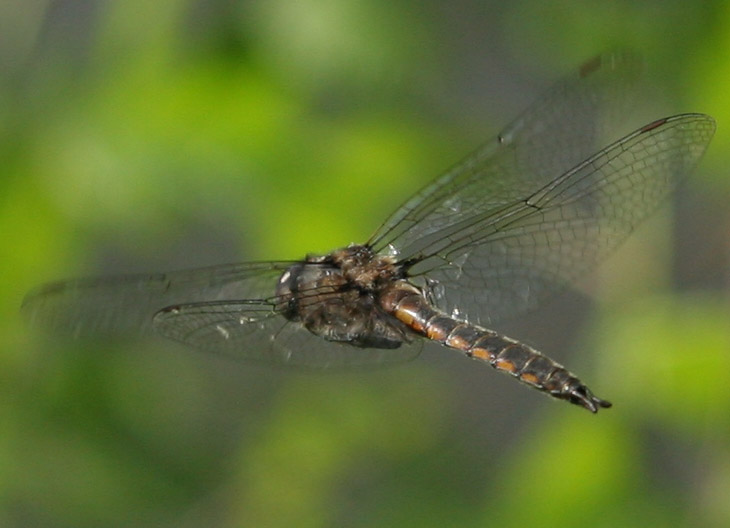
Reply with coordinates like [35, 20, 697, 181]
[2, 1, 730, 527]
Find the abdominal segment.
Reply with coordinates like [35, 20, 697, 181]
[379, 281, 611, 413]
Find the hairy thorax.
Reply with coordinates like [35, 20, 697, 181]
[274, 244, 412, 348]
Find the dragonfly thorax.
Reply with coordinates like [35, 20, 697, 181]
[273, 245, 410, 348]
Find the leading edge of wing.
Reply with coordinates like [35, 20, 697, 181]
[367, 50, 643, 254]
[22, 260, 295, 338]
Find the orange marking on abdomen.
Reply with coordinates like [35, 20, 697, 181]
[520, 372, 540, 386]
[391, 293, 435, 334]
[446, 329, 471, 350]
[393, 307, 415, 325]
[470, 347, 491, 361]
[393, 306, 426, 333]
[494, 358, 517, 373]
[426, 323, 448, 341]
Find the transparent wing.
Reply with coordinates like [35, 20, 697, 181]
[404, 114, 715, 325]
[23, 260, 424, 369]
[152, 300, 423, 369]
[22, 261, 292, 337]
[369, 50, 643, 256]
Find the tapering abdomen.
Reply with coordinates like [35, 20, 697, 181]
[379, 282, 611, 413]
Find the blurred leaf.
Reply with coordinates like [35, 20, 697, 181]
[596, 294, 730, 432]
[2, 1, 729, 527]
[226, 370, 449, 527]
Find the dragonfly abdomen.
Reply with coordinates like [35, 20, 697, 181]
[379, 281, 611, 412]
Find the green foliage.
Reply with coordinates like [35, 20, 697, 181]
[2, 1, 729, 527]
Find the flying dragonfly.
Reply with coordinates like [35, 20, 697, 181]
[23, 51, 715, 412]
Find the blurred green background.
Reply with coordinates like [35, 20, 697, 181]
[2, 1, 730, 527]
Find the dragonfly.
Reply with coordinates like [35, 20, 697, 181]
[22, 51, 715, 412]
